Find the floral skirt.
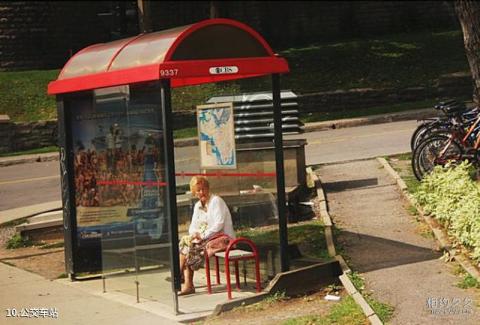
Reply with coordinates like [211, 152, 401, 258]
[179, 232, 232, 271]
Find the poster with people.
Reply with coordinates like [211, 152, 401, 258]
[70, 86, 166, 247]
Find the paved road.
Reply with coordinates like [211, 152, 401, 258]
[286, 119, 417, 165]
[0, 120, 419, 211]
[0, 160, 61, 211]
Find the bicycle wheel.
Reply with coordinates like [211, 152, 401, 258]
[411, 122, 451, 151]
[411, 123, 431, 151]
[412, 135, 463, 180]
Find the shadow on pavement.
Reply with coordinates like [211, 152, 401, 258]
[323, 178, 379, 192]
[337, 231, 442, 273]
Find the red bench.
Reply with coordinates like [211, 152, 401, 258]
[205, 237, 261, 299]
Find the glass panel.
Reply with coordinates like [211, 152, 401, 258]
[69, 83, 174, 308]
[172, 78, 282, 310]
[110, 25, 189, 71]
[125, 83, 172, 307]
[60, 38, 135, 79]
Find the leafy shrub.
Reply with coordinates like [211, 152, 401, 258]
[414, 162, 480, 260]
[6, 234, 33, 249]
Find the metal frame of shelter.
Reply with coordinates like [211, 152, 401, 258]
[48, 18, 290, 310]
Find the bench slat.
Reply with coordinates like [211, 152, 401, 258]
[215, 249, 254, 258]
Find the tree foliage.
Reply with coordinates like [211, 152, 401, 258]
[414, 162, 480, 260]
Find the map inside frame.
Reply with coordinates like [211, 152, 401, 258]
[197, 102, 237, 169]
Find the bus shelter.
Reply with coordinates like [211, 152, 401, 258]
[48, 18, 290, 314]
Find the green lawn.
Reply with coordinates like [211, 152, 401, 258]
[237, 220, 330, 261]
[0, 29, 468, 123]
[281, 296, 367, 325]
[0, 146, 58, 157]
[0, 70, 59, 122]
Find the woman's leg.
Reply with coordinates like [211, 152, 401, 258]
[178, 253, 186, 283]
[179, 253, 186, 274]
[179, 266, 195, 295]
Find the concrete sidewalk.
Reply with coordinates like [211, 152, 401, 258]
[316, 159, 480, 324]
[0, 107, 436, 167]
[0, 262, 180, 324]
[0, 201, 61, 226]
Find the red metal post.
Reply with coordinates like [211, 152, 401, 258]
[215, 256, 220, 285]
[205, 253, 212, 294]
[225, 254, 232, 299]
[235, 261, 240, 290]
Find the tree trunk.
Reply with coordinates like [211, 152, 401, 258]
[210, 1, 219, 19]
[137, 0, 152, 33]
[455, 1, 480, 106]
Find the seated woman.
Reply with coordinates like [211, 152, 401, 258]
[178, 176, 235, 296]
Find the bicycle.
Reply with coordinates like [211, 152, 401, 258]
[412, 111, 480, 180]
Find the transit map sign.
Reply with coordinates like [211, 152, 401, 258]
[197, 102, 236, 169]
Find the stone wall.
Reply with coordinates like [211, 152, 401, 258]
[0, 115, 12, 153]
[0, 117, 57, 153]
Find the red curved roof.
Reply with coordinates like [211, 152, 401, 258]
[48, 18, 289, 95]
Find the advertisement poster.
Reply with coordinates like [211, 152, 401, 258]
[71, 86, 166, 246]
[197, 102, 236, 169]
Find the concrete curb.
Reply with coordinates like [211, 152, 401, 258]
[304, 108, 436, 132]
[0, 201, 62, 226]
[308, 169, 383, 325]
[0, 108, 437, 167]
[377, 157, 480, 284]
[0, 152, 59, 167]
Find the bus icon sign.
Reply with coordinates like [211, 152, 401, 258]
[209, 66, 239, 75]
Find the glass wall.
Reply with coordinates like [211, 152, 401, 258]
[68, 82, 174, 308]
[173, 79, 285, 306]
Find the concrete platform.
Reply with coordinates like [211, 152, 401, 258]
[60, 267, 259, 323]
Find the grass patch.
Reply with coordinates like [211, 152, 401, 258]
[348, 272, 365, 291]
[237, 220, 330, 260]
[404, 176, 421, 194]
[246, 291, 288, 311]
[0, 146, 58, 157]
[387, 153, 421, 194]
[347, 272, 395, 323]
[453, 265, 480, 289]
[173, 127, 197, 139]
[300, 99, 438, 123]
[281, 296, 367, 325]
[391, 153, 412, 161]
[278, 29, 467, 94]
[407, 205, 419, 216]
[0, 70, 59, 122]
[366, 297, 395, 323]
[457, 274, 480, 289]
[1, 29, 468, 123]
[6, 234, 34, 249]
